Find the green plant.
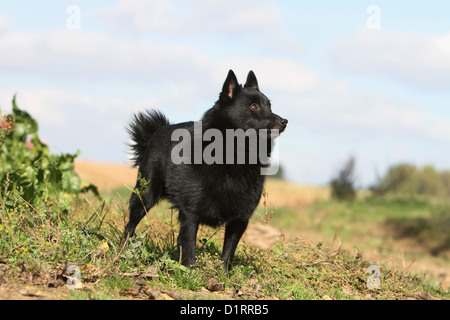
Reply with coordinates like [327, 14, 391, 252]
[372, 163, 450, 198]
[0, 95, 99, 212]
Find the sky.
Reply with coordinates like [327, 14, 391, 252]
[0, 1, 449, 186]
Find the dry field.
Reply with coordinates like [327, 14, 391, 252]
[73, 159, 449, 292]
[1, 159, 448, 300]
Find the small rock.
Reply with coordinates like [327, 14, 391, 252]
[207, 278, 225, 292]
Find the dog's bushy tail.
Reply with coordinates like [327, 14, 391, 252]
[128, 109, 170, 167]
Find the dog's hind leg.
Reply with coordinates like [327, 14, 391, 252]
[120, 179, 160, 249]
[120, 193, 147, 247]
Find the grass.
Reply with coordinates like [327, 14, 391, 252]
[0, 182, 449, 300]
[298, 196, 450, 257]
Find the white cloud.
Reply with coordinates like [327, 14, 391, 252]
[99, 0, 281, 35]
[335, 103, 450, 141]
[0, 88, 68, 125]
[279, 82, 450, 185]
[330, 80, 350, 95]
[0, 2, 315, 98]
[0, 15, 12, 34]
[1, 87, 161, 127]
[0, 28, 215, 86]
[186, 0, 281, 34]
[0, 87, 163, 160]
[98, 0, 179, 33]
[218, 58, 320, 94]
[290, 82, 450, 143]
[0, 26, 318, 95]
[331, 29, 450, 91]
[435, 34, 450, 53]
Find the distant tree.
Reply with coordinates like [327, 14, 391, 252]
[372, 163, 450, 198]
[441, 171, 450, 197]
[371, 163, 418, 196]
[330, 156, 356, 201]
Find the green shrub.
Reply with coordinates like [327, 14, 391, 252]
[372, 163, 450, 198]
[0, 95, 98, 212]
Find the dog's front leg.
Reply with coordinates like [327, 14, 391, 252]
[178, 210, 199, 267]
[222, 218, 249, 270]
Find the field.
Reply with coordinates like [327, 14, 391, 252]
[0, 159, 448, 300]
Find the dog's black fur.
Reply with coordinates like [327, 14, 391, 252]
[121, 70, 287, 269]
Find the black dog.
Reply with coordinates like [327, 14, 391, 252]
[121, 70, 287, 269]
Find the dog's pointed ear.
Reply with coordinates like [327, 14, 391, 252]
[244, 70, 259, 90]
[220, 70, 240, 100]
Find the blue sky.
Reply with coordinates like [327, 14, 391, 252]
[1, 1, 449, 186]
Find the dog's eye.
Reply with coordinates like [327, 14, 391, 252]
[250, 103, 259, 111]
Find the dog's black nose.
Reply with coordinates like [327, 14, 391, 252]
[280, 118, 288, 127]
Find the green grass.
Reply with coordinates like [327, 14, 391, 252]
[0, 186, 448, 300]
[299, 196, 450, 256]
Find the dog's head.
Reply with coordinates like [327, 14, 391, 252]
[217, 70, 288, 135]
